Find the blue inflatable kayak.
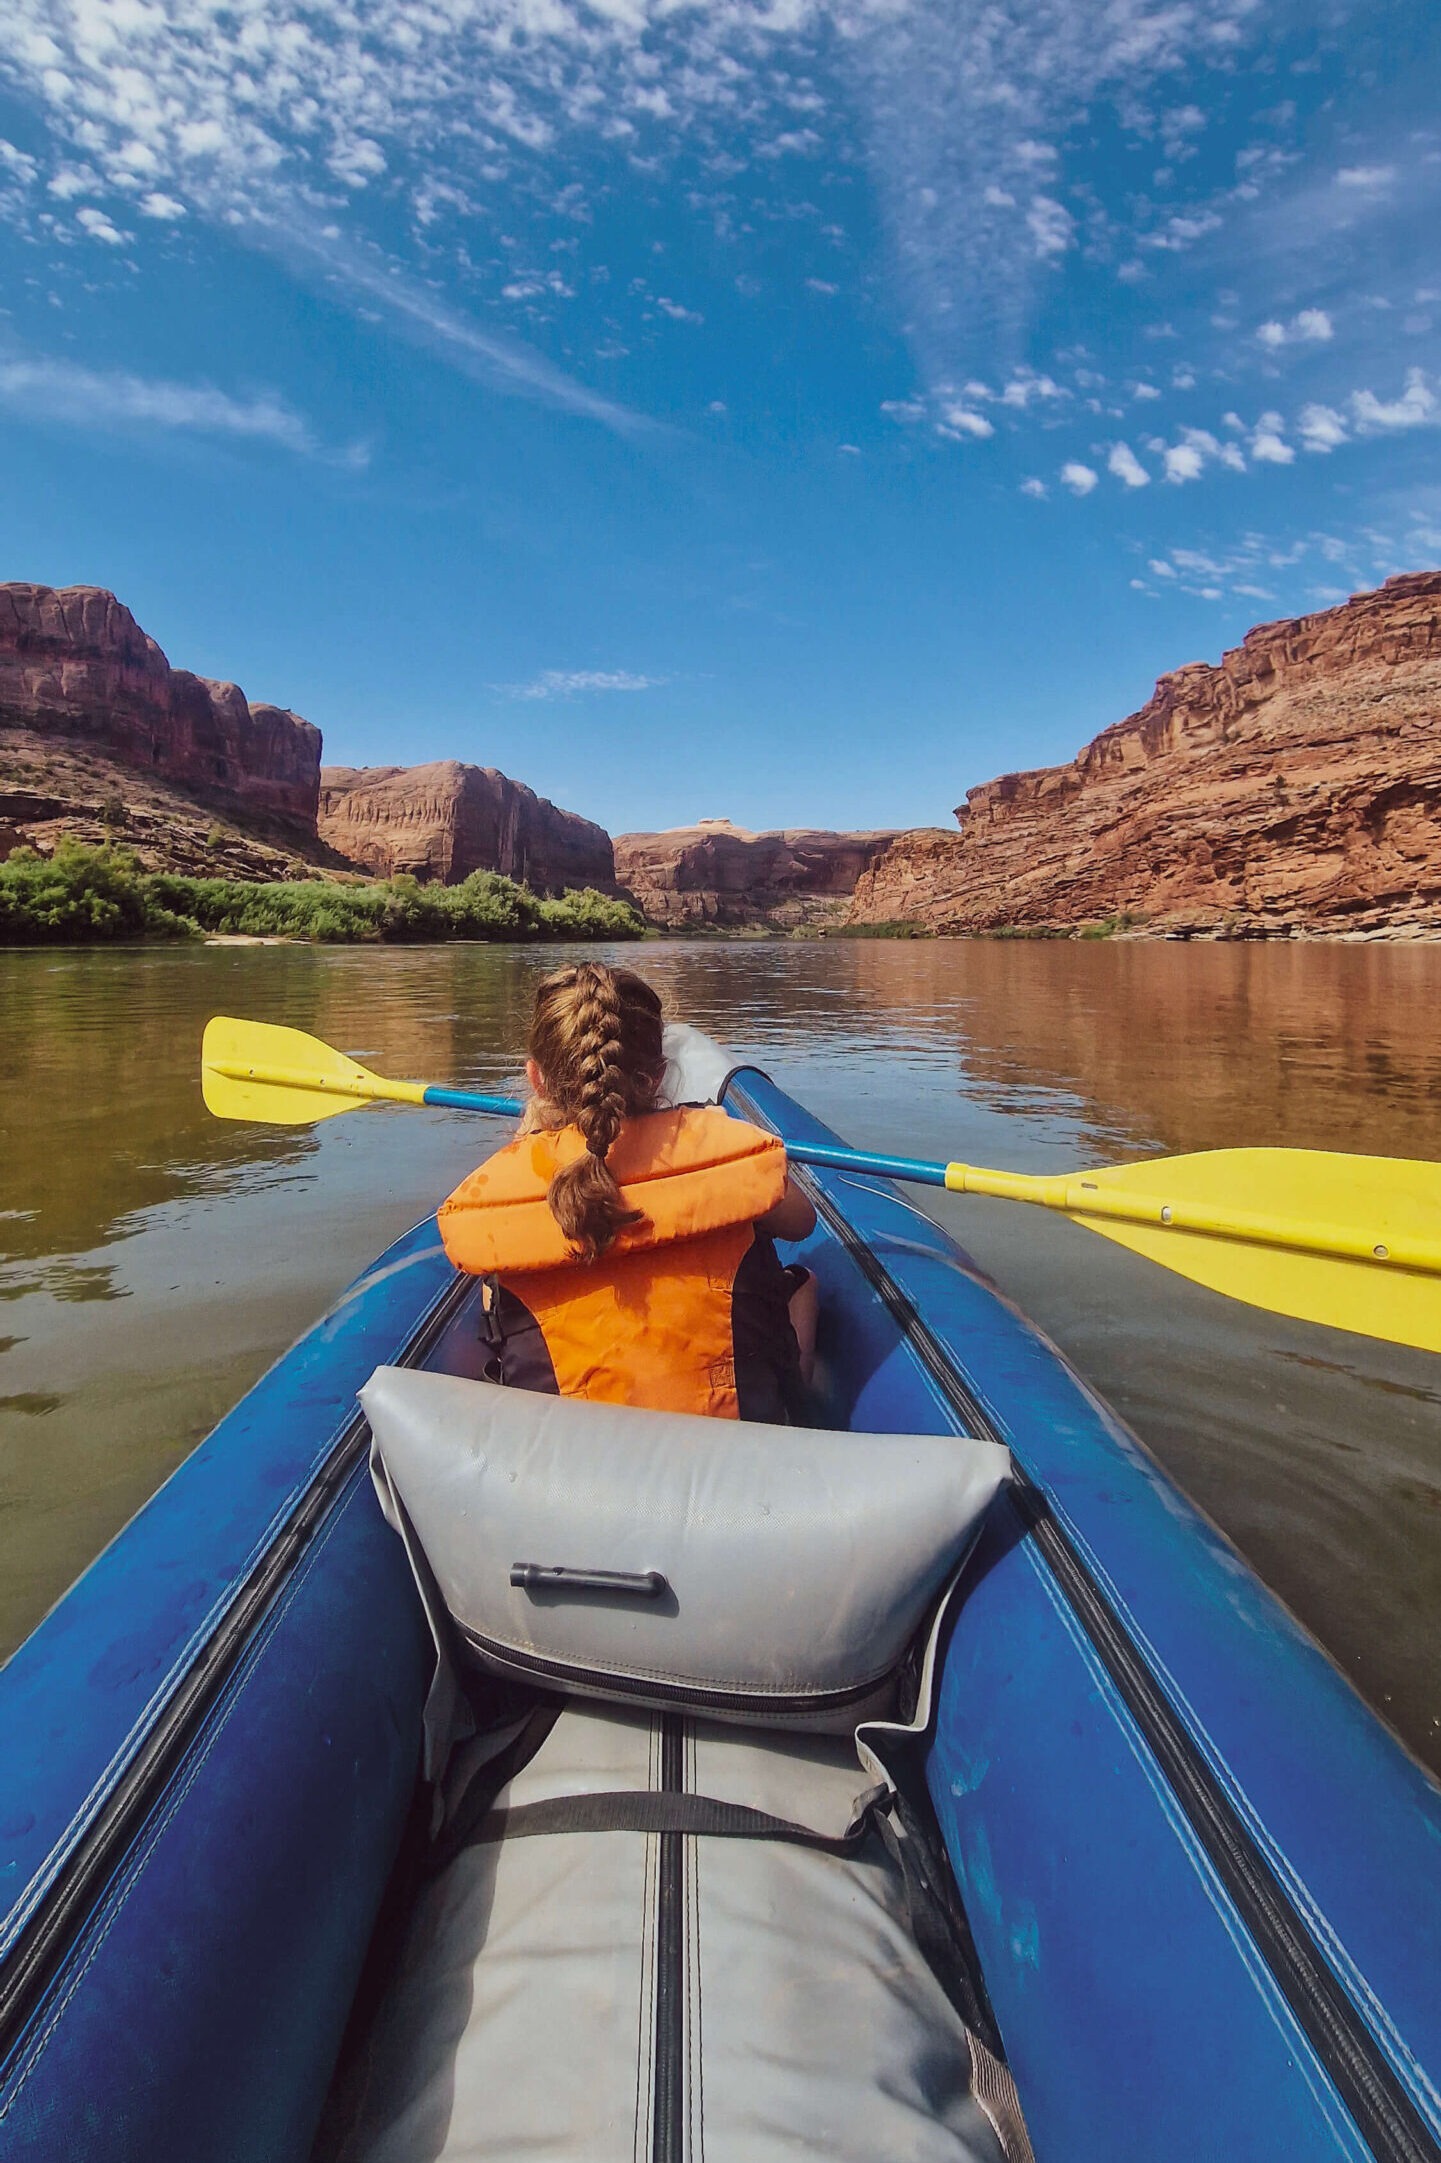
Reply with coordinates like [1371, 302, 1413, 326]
[1, 1036, 1438, 2162]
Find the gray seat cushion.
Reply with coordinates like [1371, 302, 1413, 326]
[362, 1368, 1011, 1732]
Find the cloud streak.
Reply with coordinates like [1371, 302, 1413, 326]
[494, 668, 669, 700]
[272, 222, 656, 434]
[0, 354, 362, 462]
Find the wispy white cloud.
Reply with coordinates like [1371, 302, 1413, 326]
[837, 0, 1265, 379]
[270, 222, 654, 433]
[1026, 196, 1074, 260]
[1249, 411, 1294, 464]
[75, 204, 128, 246]
[1108, 441, 1150, 488]
[1350, 367, 1436, 432]
[1136, 519, 1429, 606]
[0, 353, 363, 463]
[1159, 426, 1244, 484]
[1336, 165, 1397, 192]
[1257, 308, 1333, 347]
[1163, 441, 1206, 484]
[999, 370, 1066, 409]
[1141, 209, 1223, 253]
[0, 136, 37, 225]
[1298, 402, 1347, 453]
[495, 668, 668, 700]
[1060, 460, 1097, 495]
[937, 399, 993, 440]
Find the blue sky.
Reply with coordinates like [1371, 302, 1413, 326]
[0, 0, 1437, 837]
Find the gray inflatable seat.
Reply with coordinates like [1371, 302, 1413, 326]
[318, 1702, 1025, 2163]
[361, 1368, 1011, 1732]
[341, 1362, 1030, 2161]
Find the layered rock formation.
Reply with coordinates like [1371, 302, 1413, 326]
[0, 584, 321, 835]
[615, 819, 895, 929]
[851, 573, 1441, 938]
[318, 762, 615, 893]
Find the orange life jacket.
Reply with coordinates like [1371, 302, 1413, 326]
[437, 1106, 789, 1418]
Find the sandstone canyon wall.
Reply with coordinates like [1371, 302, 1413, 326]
[851, 572, 1441, 938]
[318, 761, 615, 893]
[0, 583, 337, 876]
[0, 585, 320, 831]
[615, 819, 895, 928]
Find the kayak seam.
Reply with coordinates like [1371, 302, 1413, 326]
[453, 1625, 897, 1714]
[651, 1711, 686, 2163]
[723, 1076, 1441, 2163]
[0, 1264, 474, 2074]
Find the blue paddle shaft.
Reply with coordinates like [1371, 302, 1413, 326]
[418, 1085, 948, 1187]
[786, 1141, 949, 1187]
[422, 1085, 523, 1116]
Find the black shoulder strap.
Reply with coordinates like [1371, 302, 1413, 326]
[456, 1781, 892, 1857]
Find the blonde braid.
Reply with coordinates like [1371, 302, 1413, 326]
[571, 964, 629, 1166]
[533, 961, 655, 1259]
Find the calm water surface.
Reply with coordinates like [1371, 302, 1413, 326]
[2, 939, 1438, 1772]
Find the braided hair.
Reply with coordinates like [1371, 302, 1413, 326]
[526, 963, 665, 1260]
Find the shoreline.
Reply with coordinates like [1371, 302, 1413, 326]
[1, 921, 1437, 952]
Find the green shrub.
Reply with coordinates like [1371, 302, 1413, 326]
[0, 842, 179, 943]
[535, 887, 646, 940]
[2, 842, 645, 945]
[825, 919, 931, 940]
[1078, 910, 1148, 940]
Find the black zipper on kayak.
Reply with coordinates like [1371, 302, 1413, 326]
[725, 1075, 1441, 2163]
[455, 1623, 894, 1719]
[651, 1712, 686, 2163]
[0, 1265, 475, 2070]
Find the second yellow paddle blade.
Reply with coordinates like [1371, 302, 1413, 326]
[201, 1016, 381, 1126]
[1073, 1148, 1441, 1355]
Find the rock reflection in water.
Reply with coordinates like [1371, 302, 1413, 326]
[1, 936, 1438, 1776]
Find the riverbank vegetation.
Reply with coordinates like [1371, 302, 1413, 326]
[0, 843, 645, 945]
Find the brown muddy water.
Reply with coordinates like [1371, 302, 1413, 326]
[1, 938, 1438, 1773]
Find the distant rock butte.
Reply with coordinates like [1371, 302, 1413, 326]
[318, 761, 615, 893]
[851, 572, 1441, 939]
[0, 584, 321, 835]
[614, 819, 896, 928]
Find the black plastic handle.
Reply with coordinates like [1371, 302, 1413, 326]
[510, 1563, 670, 1600]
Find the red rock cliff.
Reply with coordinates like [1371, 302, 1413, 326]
[614, 819, 895, 928]
[0, 584, 321, 834]
[318, 761, 615, 893]
[851, 572, 1441, 937]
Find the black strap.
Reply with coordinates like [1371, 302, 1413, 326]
[478, 1276, 503, 1348]
[459, 1782, 892, 1857]
[425, 1704, 562, 1877]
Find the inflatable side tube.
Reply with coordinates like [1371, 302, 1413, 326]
[0, 1222, 456, 2162]
[725, 1064, 1441, 2163]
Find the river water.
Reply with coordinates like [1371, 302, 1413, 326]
[1, 938, 1438, 1773]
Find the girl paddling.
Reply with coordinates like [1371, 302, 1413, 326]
[438, 962, 818, 1420]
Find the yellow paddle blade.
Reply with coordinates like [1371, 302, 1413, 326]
[1070, 1149, 1441, 1354]
[201, 1016, 424, 1125]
